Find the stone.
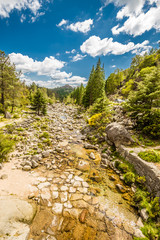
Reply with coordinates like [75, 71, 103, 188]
[73, 181, 81, 187]
[69, 187, 76, 193]
[77, 160, 90, 172]
[82, 182, 89, 188]
[60, 185, 68, 191]
[140, 208, 149, 221]
[106, 122, 134, 147]
[74, 176, 84, 181]
[0, 174, 8, 179]
[31, 160, 38, 168]
[52, 203, 63, 214]
[89, 152, 95, 160]
[63, 208, 81, 219]
[52, 191, 59, 199]
[42, 151, 50, 158]
[89, 169, 102, 183]
[72, 200, 88, 209]
[64, 201, 72, 209]
[79, 209, 88, 223]
[38, 182, 51, 190]
[60, 192, 68, 203]
[70, 194, 83, 201]
[22, 165, 31, 171]
[116, 184, 125, 193]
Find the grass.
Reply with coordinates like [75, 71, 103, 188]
[138, 150, 160, 163]
[0, 132, 15, 162]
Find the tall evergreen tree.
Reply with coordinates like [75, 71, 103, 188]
[82, 65, 95, 107]
[31, 89, 47, 115]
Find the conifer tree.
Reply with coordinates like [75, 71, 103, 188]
[31, 89, 47, 115]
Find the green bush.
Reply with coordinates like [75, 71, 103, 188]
[136, 176, 146, 187]
[123, 172, 136, 185]
[138, 150, 160, 163]
[117, 162, 129, 173]
[0, 132, 15, 162]
[141, 223, 160, 240]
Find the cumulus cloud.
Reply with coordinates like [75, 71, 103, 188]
[104, 0, 160, 36]
[57, 18, 93, 33]
[9, 53, 86, 88]
[0, 0, 43, 18]
[80, 36, 151, 57]
[57, 19, 68, 27]
[65, 49, 76, 54]
[71, 54, 87, 62]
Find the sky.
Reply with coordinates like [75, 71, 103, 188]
[0, 0, 160, 88]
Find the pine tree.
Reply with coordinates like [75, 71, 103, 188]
[31, 89, 47, 115]
[126, 67, 160, 138]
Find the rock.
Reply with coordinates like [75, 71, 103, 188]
[134, 228, 145, 238]
[106, 122, 134, 147]
[31, 160, 38, 168]
[101, 153, 108, 158]
[0, 196, 36, 239]
[116, 184, 125, 193]
[52, 191, 59, 200]
[38, 182, 51, 190]
[77, 160, 90, 172]
[5, 112, 11, 119]
[22, 165, 31, 171]
[79, 209, 88, 223]
[89, 169, 102, 183]
[89, 152, 95, 160]
[42, 151, 50, 158]
[84, 143, 98, 150]
[140, 209, 149, 221]
[52, 203, 63, 214]
[0, 174, 8, 179]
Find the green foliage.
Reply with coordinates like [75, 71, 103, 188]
[83, 59, 105, 108]
[31, 89, 47, 115]
[125, 67, 160, 138]
[138, 150, 160, 163]
[47, 85, 73, 102]
[0, 132, 15, 162]
[141, 223, 160, 240]
[121, 79, 134, 97]
[39, 132, 50, 139]
[70, 83, 85, 105]
[105, 68, 124, 95]
[123, 172, 136, 185]
[117, 162, 129, 173]
[139, 55, 156, 69]
[136, 176, 146, 187]
[87, 97, 110, 116]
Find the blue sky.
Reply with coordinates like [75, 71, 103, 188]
[1, 0, 160, 88]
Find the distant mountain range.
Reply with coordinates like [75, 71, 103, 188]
[47, 84, 73, 101]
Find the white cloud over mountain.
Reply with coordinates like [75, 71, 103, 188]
[80, 36, 151, 57]
[9, 53, 86, 87]
[57, 18, 93, 33]
[105, 0, 160, 36]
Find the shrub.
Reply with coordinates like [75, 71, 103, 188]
[0, 132, 15, 162]
[136, 176, 146, 187]
[138, 150, 160, 163]
[123, 172, 136, 185]
[117, 162, 129, 173]
[141, 223, 160, 240]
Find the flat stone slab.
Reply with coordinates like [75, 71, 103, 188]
[0, 196, 36, 239]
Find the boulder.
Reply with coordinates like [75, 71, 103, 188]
[106, 122, 134, 147]
[77, 160, 90, 172]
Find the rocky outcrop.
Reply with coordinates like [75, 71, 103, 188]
[106, 122, 134, 147]
[118, 145, 160, 197]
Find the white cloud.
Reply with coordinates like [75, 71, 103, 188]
[58, 18, 93, 33]
[80, 36, 151, 57]
[57, 19, 68, 27]
[71, 54, 87, 62]
[105, 0, 160, 36]
[9, 53, 65, 76]
[65, 49, 76, 54]
[9, 52, 86, 88]
[0, 0, 43, 18]
[66, 19, 93, 33]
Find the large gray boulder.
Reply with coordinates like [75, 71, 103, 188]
[106, 122, 134, 147]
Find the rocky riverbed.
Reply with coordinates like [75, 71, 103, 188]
[0, 103, 145, 240]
